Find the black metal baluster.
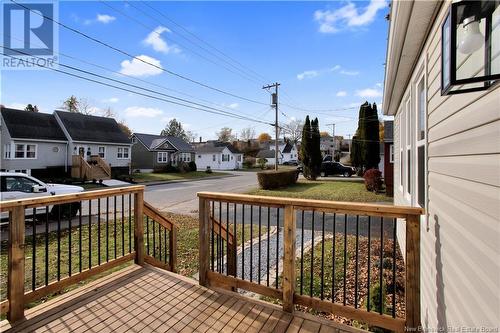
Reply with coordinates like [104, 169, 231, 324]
[250, 205, 253, 282]
[310, 211, 314, 297]
[343, 214, 347, 305]
[159, 222, 162, 261]
[267, 207, 270, 287]
[332, 213, 336, 302]
[68, 205, 72, 276]
[114, 196, 117, 259]
[321, 212, 325, 300]
[219, 201, 223, 274]
[153, 215, 156, 258]
[211, 201, 215, 272]
[88, 200, 92, 270]
[45, 206, 49, 285]
[146, 216, 150, 255]
[379, 216, 384, 314]
[392, 218, 397, 318]
[106, 197, 109, 262]
[57, 205, 61, 281]
[79, 203, 82, 273]
[121, 195, 125, 256]
[164, 226, 167, 263]
[258, 206, 261, 284]
[32, 208, 36, 291]
[97, 198, 101, 266]
[300, 210, 304, 295]
[233, 203, 237, 277]
[129, 194, 132, 253]
[241, 204, 245, 279]
[355, 215, 359, 308]
[367, 216, 372, 311]
[276, 207, 280, 289]
[226, 202, 229, 276]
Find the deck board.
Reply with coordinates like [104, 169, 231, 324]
[2, 265, 361, 333]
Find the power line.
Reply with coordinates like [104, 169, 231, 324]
[9, 0, 269, 107]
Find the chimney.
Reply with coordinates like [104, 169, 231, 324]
[199, 136, 202, 143]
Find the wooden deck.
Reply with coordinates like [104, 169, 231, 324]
[1, 265, 364, 333]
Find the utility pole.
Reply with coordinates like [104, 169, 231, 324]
[326, 123, 336, 155]
[263, 82, 280, 170]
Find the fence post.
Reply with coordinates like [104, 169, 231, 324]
[134, 190, 144, 265]
[282, 204, 296, 312]
[405, 214, 421, 330]
[169, 225, 177, 273]
[8, 205, 25, 322]
[199, 197, 210, 287]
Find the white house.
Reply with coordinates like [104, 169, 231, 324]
[261, 141, 298, 164]
[256, 149, 282, 166]
[384, 0, 499, 329]
[195, 142, 242, 170]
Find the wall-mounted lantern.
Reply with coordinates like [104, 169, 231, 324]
[442, 0, 499, 95]
[86, 147, 91, 156]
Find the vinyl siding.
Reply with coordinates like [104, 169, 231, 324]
[392, 0, 500, 329]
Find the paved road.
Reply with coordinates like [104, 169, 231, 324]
[143, 171, 259, 215]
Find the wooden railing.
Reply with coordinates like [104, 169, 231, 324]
[71, 155, 93, 179]
[0, 185, 177, 323]
[90, 155, 112, 178]
[198, 192, 423, 332]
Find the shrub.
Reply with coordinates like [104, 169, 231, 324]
[257, 169, 298, 190]
[205, 166, 212, 174]
[178, 162, 190, 173]
[188, 161, 197, 172]
[364, 168, 383, 193]
[153, 164, 179, 173]
[243, 157, 255, 169]
[257, 158, 268, 169]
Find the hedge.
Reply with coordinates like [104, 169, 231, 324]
[257, 169, 299, 190]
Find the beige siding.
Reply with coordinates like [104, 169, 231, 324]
[392, 0, 500, 329]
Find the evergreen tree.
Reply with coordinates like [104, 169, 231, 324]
[300, 116, 312, 178]
[300, 116, 322, 180]
[160, 118, 188, 141]
[351, 102, 369, 170]
[24, 104, 39, 112]
[310, 117, 322, 178]
[364, 103, 380, 169]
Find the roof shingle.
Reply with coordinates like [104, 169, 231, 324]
[1, 107, 67, 141]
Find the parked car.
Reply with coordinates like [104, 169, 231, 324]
[1, 172, 84, 221]
[320, 162, 355, 177]
[283, 160, 299, 166]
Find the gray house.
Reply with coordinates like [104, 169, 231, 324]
[0, 107, 131, 179]
[131, 133, 194, 172]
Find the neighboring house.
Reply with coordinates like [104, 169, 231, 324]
[280, 142, 298, 163]
[256, 149, 281, 166]
[1, 107, 68, 178]
[320, 136, 335, 156]
[131, 133, 194, 172]
[377, 143, 385, 174]
[383, 120, 394, 196]
[383, 0, 499, 329]
[261, 140, 298, 164]
[195, 142, 242, 170]
[0, 107, 131, 179]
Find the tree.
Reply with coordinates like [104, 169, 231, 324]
[185, 130, 197, 143]
[282, 119, 303, 143]
[77, 98, 94, 115]
[350, 102, 369, 170]
[379, 121, 384, 141]
[118, 121, 132, 137]
[300, 116, 321, 180]
[240, 127, 256, 141]
[216, 127, 235, 142]
[310, 118, 323, 177]
[320, 131, 331, 138]
[257, 132, 272, 142]
[24, 104, 39, 112]
[63, 95, 79, 113]
[364, 103, 380, 169]
[160, 118, 187, 141]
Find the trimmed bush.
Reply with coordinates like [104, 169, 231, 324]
[178, 162, 190, 173]
[257, 158, 267, 169]
[257, 169, 298, 190]
[188, 161, 197, 172]
[364, 168, 383, 193]
[153, 164, 179, 173]
[243, 157, 255, 169]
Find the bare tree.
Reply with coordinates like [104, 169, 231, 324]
[216, 127, 235, 142]
[185, 130, 197, 143]
[240, 127, 256, 141]
[283, 119, 304, 143]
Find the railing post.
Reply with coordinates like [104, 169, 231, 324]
[282, 204, 296, 312]
[169, 225, 177, 273]
[134, 190, 144, 265]
[8, 205, 25, 322]
[405, 214, 421, 330]
[199, 197, 210, 287]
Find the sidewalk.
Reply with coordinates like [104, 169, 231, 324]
[136, 173, 238, 187]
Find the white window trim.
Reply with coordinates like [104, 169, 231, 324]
[398, 109, 404, 193]
[404, 97, 412, 202]
[389, 144, 394, 163]
[13, 143, 37, 159]
[415, 69, 427, 210]
[117, 147, 130, 159]
[157, 152, 169, 163]
[4, 143, 12, 159]
[98, 146, 106, 159]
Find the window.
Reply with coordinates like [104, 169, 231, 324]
[237, 155, 242, 162]
[389, 144, 394, 163]
[2, 176, 40, 193]
[14, 144, 37, 159]
[131, 137, 137, 144]
[399, 110, 404, 190]
[212, 155, 216, 162]
[4, 144, 11, 159]
[416, 76, 427, 208]
[117, 147, 129, 159]
[198, 155, 201, 159]
[98, 146, 105, 159]
[405, 98, 412, 198]
[157, 152, 168, 163]
[222, 154, 230, 162]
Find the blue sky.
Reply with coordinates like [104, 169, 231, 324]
[1, 0, 389, 140]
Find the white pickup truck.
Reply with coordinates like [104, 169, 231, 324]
[0, 172, 84, 221]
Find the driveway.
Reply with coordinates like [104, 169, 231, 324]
[144, 171, 259, 215]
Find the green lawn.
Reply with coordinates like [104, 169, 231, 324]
[132, 171, 230, 183]
[247, 180, 391, 202]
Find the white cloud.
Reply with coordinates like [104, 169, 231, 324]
[96, 14, 116, 24]
[355, 88, 383, 98]
[227, 103, 239, 109]
[125, 106, 163, 118]
[330, 65, 341, 71]
[340, 70, 359, 76]
[375, 82, 383, 88]
[102, 97, 119, 103]
[119, 55, 163, 77]
[314, 0, 387, 34]
[297, 70, 319, 80]
[336, 91, 347, 97]
[143, 26, 181, 54]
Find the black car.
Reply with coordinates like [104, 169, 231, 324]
[320, 161, 355, 177]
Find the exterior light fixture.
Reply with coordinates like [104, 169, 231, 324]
[441, 0, 499, 95]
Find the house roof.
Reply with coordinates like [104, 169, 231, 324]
[1, 107, 67, 141]
[196, 141, 241, 154]
[133, 133, 194, 152]
[282, 142, 294, 153]
[384, 121, 394, 142]
[55, 111, 130, 144]
[257, 149, 278, 158]
[196, 145, 226, 154]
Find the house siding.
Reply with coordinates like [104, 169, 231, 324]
[68, 142, 131, 168]
[196, 147, 241, 170]
[392, 0, 500, 329]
